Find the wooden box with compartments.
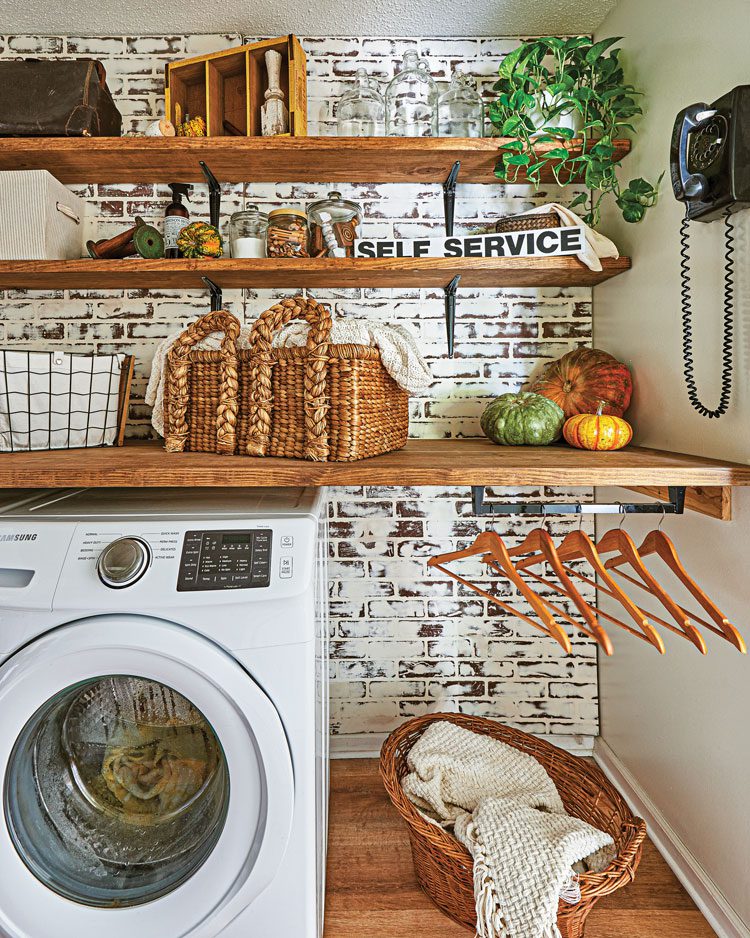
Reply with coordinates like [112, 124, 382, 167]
[164, 36, 307, 137]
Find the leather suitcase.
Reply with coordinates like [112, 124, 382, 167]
[0, 59, 122, 136]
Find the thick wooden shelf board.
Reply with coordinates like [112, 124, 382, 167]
[1, 439, 748, 490]
[0, 136, 630, 185]
[0, 256, 631, 291]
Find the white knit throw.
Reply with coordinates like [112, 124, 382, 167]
[145, 318, 431, 437]
[402, 721, 615, 938]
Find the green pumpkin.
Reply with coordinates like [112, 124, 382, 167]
[481, 392, 565, 446]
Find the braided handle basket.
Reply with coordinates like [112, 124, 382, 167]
[163, 296, 409, 461]
[380, 713, 646, 938]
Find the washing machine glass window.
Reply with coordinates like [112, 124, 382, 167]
[3, 675, 230, 909]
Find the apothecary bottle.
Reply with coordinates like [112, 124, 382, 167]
[229, 205, 268, 258]
[336, 68, 385, 136]
[385, 51, 439, 137]
[266, 208, 310, 258]
[439, 68, 485, 138]
[307, 191, 362, 257]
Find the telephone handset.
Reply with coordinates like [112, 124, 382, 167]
[669, 86, 750, 418]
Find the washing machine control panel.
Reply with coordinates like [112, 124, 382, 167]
[177, 529, 272, 591]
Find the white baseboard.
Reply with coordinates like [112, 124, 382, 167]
[594, 738, 749, 938]
[331, 730, 596, 760]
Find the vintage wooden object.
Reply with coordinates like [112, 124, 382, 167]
[380, 713, 647, 938]
[0, 256, 632, 290]
[165, 36, 307, 138]
[0, 439, 748, 490]
[0, 136, 629, 184]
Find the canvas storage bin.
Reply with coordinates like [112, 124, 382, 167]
[162, 297, 410, 461]
[0, 170, 86, 260]
[0, 350, 133, 451]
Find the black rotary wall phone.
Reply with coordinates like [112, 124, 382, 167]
[670, 85, 750, 417]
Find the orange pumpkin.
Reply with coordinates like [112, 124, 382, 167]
[563, 403, 633, 451]
[530, 347, 632, 418]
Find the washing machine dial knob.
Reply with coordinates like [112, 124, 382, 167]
[97, 537, 151, 589]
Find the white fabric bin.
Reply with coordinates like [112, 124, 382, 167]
[0, 350, 128, 451]
[0, 170, 85, 260]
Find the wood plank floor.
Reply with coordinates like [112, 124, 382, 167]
[325, 759, 717, 938]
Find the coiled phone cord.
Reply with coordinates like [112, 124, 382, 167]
[679, 206, 735, 418]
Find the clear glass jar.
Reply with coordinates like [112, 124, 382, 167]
[336, 68, 385, 136]
[229, 205, 268, 258]
[385, 51, 439, 137]
[266, 208, 310, 258]
[307, 191, 362, 257]
[439, 68, 485, 138]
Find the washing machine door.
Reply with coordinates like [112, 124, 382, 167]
[0, 615, 294, 938]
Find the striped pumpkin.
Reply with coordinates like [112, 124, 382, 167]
[563, 403, 633, 451]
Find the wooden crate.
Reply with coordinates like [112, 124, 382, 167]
[165, 36, 307, 137]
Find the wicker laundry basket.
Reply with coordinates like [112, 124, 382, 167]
[163, 296, 409, 461]
[496, 211, 561, 233]
[380, 713, 646, 938]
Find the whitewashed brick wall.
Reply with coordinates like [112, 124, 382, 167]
[0, 34, 599, 741]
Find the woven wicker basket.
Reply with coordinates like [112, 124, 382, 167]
[380, 713, 646, 938]
[496, 211, 561, 233]
[163, 296, 409, 461]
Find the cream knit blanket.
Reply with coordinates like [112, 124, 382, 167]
[145, 318, 431, 437]
[403, 721, 615, 938]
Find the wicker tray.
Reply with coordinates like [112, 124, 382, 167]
[163, 296, 409, 461]
[496, 211, 561, 233]
[380, 713, 646, 938]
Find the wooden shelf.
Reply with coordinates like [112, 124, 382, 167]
[0, 136, 631, 185]
[0, 256, 631, 291]
[1, 439, 748, 490]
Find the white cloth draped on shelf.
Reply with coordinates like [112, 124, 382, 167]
[515, 203, 619, 272]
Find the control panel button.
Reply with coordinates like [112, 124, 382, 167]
[97, 537, 151, 589]
[280, 535, 294, 548]
[279, 556, 293, 579]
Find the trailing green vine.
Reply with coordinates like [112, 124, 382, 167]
[489, 36, 661, 227]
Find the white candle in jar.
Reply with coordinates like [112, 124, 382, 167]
[231, 236, 266, 258]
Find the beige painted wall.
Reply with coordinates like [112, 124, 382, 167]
[594, 0, 750, 927]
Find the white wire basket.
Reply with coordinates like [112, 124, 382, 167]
[0, 349, 134, 452]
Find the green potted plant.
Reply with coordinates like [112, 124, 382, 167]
[489, 36, 661, 226]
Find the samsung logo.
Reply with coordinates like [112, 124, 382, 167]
[0, 533, 37, 542]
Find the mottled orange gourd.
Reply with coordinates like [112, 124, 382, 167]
[530, 347, 633, 418]
[564, 403, 633, 451]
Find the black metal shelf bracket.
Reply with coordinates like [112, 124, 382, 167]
[444, 274, 461, 358]
[443, 160, 461, 237]
[199, 160, 222, 229]
[471, 486, 687, 517]
[202, 276, 223, 311]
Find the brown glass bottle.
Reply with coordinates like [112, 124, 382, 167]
[164, 183, 192, 258]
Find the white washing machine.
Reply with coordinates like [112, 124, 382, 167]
[0, 486, 329, 938]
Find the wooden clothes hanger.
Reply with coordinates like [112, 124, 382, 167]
[597, 525, 707, 654]
[503, 521, 614, 656]
[428, 531, 572, 653]
[515, 520, 667, 654]
[605, 527, 746, 654]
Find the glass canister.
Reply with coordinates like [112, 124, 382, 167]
[307, 191, 362, 258]
[336, 68, 385, 136]
[229, 205, 268, 258]
[439, 68, 485, 138]
[385, 51, 439, 137]
[266, 208, 310, 258]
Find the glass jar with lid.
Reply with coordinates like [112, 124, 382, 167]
[385, 51, 439, 137]
[307, 191, 362, 257]
[229, 205, 268, 258]
[336, 68, 385, 136]
[266, 208, 310, 258]
[438, 68, 485, 138]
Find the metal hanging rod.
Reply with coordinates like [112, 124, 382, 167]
[202, 276, 223, 311]
[471, 486, 687, 517]
[199, 160, 221, 229]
